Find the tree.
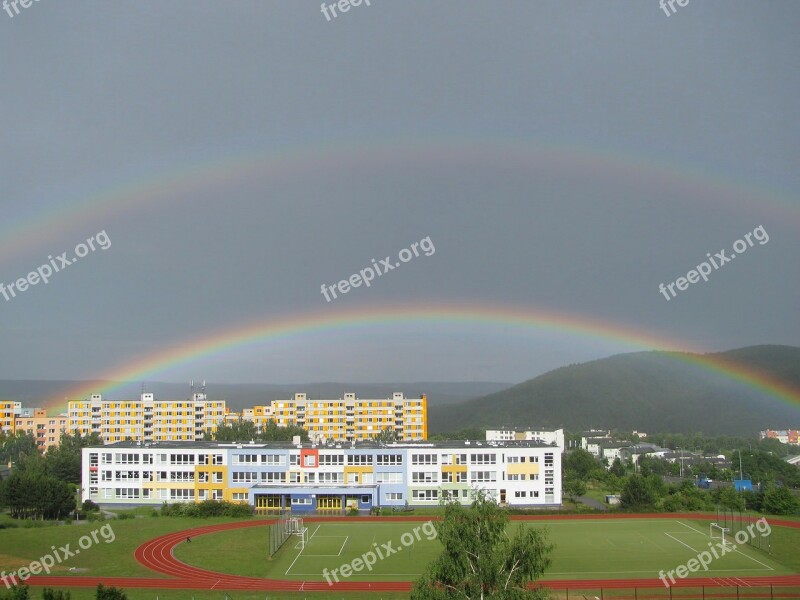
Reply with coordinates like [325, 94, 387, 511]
[0, 432, 38, 466]
[372, 428, 401, 443]
[563, 449, 602, 480]
[42, 589, 72, 600]
[620, 474, 656, 509]
[95, 585, 127, 600]
[42, 432, 102, 484]
[208, 419, 308, 442]
[0, 584, 29, 600]
[411, 491, 554, 599]
[562, 476, 587, 504]
[0, 471, 75, 520]
[763, 486, 798, 515]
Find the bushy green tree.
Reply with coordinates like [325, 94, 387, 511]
[411, 491, 554, 599]
[42, 588, 71, 600]
[763, 486, 798, 515]
[0, 471, 74, 519]
[621, 474, 656, 509]
[95, 585, 126, 600]
[0, 584, 29, 600]
[209, 419, 308, 442]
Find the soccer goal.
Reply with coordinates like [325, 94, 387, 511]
[286, 517, 304, 534]
[710, 522, 731, 546]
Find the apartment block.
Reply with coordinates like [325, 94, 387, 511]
[69, 393, 226, 444]
[244, 392, 427, 443]
[14, 408, 69, 451]
[486, 428, 565, 451]
[80, 439, 561, 509]
[0, 401, 21, 434]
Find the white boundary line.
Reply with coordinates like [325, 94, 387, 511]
[676, 520, 774, 571]
[337, 535, 349, 556]
[285, 524, 321, 575]
[676, 520, 707, 536]
[665, 532, 699, 553]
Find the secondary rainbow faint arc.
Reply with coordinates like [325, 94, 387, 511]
[45, 303, 800, 412]
[3, 137, 799, 261]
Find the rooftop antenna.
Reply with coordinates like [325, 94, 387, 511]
[190, 380, 194, 400]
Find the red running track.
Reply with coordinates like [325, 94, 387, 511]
[25, 513, 800, 593]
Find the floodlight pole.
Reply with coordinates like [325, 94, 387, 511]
[738, 449, 743, 481]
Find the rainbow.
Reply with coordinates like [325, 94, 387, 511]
[3, 136, 799, 261]
[44, 302, 800, 413]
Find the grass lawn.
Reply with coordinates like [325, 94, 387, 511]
[0, 517, 259, 578]
[1, 513, 798, 599]
[175, 517, 797, 582]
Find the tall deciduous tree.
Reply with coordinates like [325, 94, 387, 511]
[411, 491, 553, 600]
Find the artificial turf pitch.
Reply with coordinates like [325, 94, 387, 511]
[173, 518, 791, 582]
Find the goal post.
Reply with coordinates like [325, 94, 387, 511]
[710, 522, 730, 545]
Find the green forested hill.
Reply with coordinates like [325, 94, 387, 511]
[429, 345, 800, 435]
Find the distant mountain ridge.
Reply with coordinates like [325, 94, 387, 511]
[429, 345, 800, 436]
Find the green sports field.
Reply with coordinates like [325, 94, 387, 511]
[174, 518, 794, 582]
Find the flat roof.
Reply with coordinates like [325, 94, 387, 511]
[88, 439, 558, 450]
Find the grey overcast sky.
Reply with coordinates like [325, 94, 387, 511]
[0, 1, 798, 388]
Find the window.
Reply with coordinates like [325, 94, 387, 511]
[385, 492, 403, 501]
[470, 453, 496, 465]
[319, 472, 343, 483]
[289, 472, 301, 483]
[361, 495, 370, 504]
[347, 472, 358, 484]
[376, 454, 402, 466]
[115, 453, 140, 464]
[514, 490, 527, 498]
[290, 454, 299, 466]
[470, 471, 497, 483]
[544, 453, 554, 466]
[234, 454, 258, 465]
[262, 454, 285, 466]
[261, 472, 284, 483]
[170, 454, 195, 465]
[115, 488, 140, 499]
[232, 493, 248, 502]
[412, 471, 438, 483]
[319, 454, 345, 466]
[376, 472, 402, 484]
[291, 497, 312, 505]
[232, 472, 259, 483]
[347, 454, 373, 466]
[170, 489, 195, 501]
[304, 455, 316, 467]
[412, 489, 438, 501]
[411, 454, 437, 465]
